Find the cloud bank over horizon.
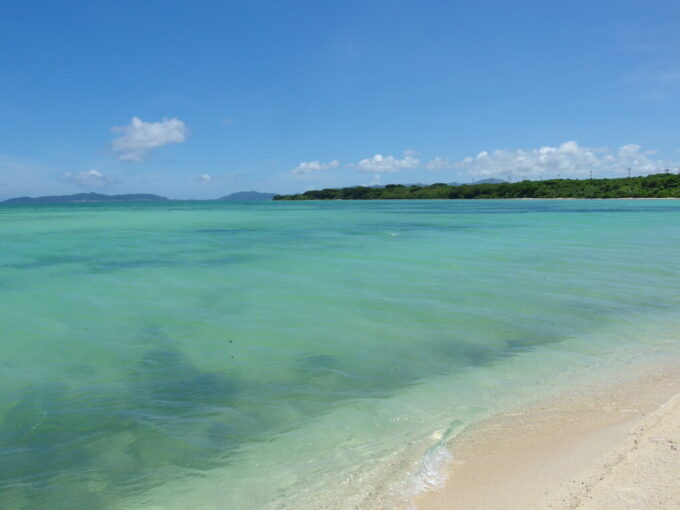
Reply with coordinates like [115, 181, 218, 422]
[422, 141, 676, 180]
[2, 139, 678, 200]
[298, 142, 676, 185]
[60, 169, 113, 187]
[269, 142, 679, 195]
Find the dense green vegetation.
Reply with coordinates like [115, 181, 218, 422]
[274, 173, 680, 200]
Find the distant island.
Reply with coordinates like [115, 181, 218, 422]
[220, 191, 276, 201]
[2, 192, 170, 204]
[274, 173, 680, 200]
[2, 191, 279, 204]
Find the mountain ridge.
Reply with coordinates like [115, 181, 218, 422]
[219, 191, 276, 201]
[2, 192, 170, 204]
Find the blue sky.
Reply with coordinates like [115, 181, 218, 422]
[1, 0, 680, 199]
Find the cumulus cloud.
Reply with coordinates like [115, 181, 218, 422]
[426, 141, 675, 179]
[611, 144, 667, 174]
[200, 173, 212, 182]
[425, 156, 455, 171]
[469, 141, 598, 178]
[291, 159, 339, 175]
[111, 117, 188, 161]
[61, 169, 113, 187]
[355, 151, 420, 173]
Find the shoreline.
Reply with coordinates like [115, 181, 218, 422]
[413, 360, 680, 510]
[272, 197, 680, 201]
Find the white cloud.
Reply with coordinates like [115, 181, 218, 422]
[111, 116, 188, 162]
[200, 173, 212, 182]
[426, 141, 676, 179]
[425, 156, 455, 171]
[355, 152, 420, 173]
[469, 141, 599, 178]
[291, 159, 339, 175]
[61, 169, 113, 187]
[611, 143, 675, 174]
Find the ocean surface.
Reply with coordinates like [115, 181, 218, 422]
[1, 199, 680, 510]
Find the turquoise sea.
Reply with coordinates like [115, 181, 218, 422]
[1, 199, 680, 510]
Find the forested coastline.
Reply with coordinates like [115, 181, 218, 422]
[274, 173, 680, 200]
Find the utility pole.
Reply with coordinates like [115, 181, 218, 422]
[589, 169, 592, 180]
[628, 168, 633, 198]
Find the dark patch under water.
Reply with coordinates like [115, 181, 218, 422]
[0, 346, 243, 510]
[0, 322, 594, 510]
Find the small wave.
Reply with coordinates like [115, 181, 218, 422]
[388, 423, 463, 509]
[410, 443, 452, 492]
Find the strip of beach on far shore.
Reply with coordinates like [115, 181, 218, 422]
[414, 362, 680, 510]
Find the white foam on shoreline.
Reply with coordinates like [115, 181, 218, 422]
[388, 443, 453, 510]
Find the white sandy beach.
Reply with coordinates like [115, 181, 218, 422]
[415, 364, 680, 510]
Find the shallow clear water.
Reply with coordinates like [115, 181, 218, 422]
[1, 199, 679, 509]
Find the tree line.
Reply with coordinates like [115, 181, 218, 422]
[274, 173, 680, 200]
